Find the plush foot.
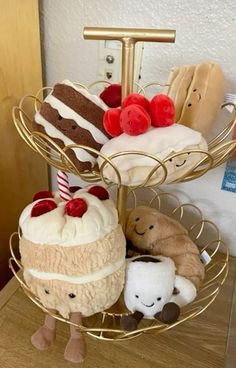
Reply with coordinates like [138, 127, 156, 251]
[31, 325, 56, 351]
[155, 302, 180, 324]
[121, 315, 138, 331]
[64, 337, 86, 363]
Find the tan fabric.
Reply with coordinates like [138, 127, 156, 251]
[126, 206, 205, 290]
[24, 264, 125, 318]
[20, 225, 125, 276]
[167, 62, 225, 136]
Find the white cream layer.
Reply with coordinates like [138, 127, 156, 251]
[19, 189, 118, 246]
[26, 257, 124, 284]
[35, 112, 96, 165]
[98, 124, 208, 171]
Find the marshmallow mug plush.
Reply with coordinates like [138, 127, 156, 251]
[121, 255, 197, 331]
[19, 185, 126, 363]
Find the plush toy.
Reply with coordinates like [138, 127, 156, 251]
[150, 94, 175, 127]
[100, 84, 122, 107]
[121, 255, 197, 331]
[103, 92, 175, 138]
[103, 108, 123, 137]
[120, 104, 151, 135]
[98, 123, 208, 186]
[19, 185, 126, 363]
[125, 206, 205, 290]
[34, 80, 110, 172]
[122, 93, 150, 111]
[165, 62, 225, 135]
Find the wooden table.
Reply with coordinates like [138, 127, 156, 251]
[0, 257, 235, 368]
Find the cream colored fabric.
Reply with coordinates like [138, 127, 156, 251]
[24, 264, 125, 318]
[20, 225, 126, 318]
[167, 62, 225, 135]
[20, 225, 125, 276]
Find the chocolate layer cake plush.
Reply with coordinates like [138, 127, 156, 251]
[34, 80, 110, 171]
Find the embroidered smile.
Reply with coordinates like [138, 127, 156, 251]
[141, 301, 155, 308]
[176, 160, 186, 167]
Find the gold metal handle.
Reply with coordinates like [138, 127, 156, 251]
[83, 27, 176, 99]
[83, 27, 176, 227]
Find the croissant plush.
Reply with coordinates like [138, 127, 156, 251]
[125, 206, 205, 291]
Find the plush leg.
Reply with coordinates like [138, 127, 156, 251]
[64, 312, 86, 363]
[31, 311, 56, 350]
[154, 302, 180, 324]
[121, 311, 144, 331]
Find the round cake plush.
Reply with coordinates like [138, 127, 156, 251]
[98, 124, 208, 186]
[19, 186, 126, 318]
[34, 80, 110, 172]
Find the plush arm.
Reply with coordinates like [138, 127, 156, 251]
[170, 275, 197, 307]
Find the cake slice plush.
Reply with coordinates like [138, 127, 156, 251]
[34, 80, 110, 171]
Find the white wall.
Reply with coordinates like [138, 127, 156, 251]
[40, 0, 236, 255]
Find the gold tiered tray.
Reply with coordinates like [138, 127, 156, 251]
[10, 27, 235, 342]
[9, 187, 228, 340]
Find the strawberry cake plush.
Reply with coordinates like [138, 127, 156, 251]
[121, 255, 196, 331]
[19, 185, 126, 363]
[99, 91, 208, 186]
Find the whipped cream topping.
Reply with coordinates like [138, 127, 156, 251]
[98, 124, 207, 172]
[19, 188, 118, 246]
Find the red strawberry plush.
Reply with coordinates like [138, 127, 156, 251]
[122, 93, 150, 112]
[100, 84, 121, 108]
[150, 94, 175, 127]
[65, 198, 88, 217]
[33, 191, 54, 201]
[31, 200, 57, 217]
[103, 108, 122, 137]
[69, 186, 81, 193]
[88, 186, 109, 200]
[120, 104, 151, 136]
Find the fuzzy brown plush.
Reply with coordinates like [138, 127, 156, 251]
[125, 206, 205, 290]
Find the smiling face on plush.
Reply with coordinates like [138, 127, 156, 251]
[126, 206, 186, 253]
[124, 256, 176, 318]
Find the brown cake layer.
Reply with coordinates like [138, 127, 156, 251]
[40, 103, 102, 154]
[52, 83, 110, 138]
[32, 120, 92, 171]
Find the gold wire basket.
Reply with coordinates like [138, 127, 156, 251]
[12, 81, 236, 190]
[9, 187, 228, 341]
[10, 78, 235, 340]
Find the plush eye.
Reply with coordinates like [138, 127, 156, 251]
[69, 293, 76, 299]
[149, 225, 154, 230]
[193, 89, 197, 92]
[44, 289, 50, 295]
[135, 218, 140, 222]
[157, 297, 162, 301]
[135, 295, 139, 299]
[58, 115, 62, 120]
[169, 158, 173, 162]
[72, 124, 77, 130]
[188, 103, 192, 107]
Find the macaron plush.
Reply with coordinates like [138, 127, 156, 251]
[103, 93, 175, 137]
